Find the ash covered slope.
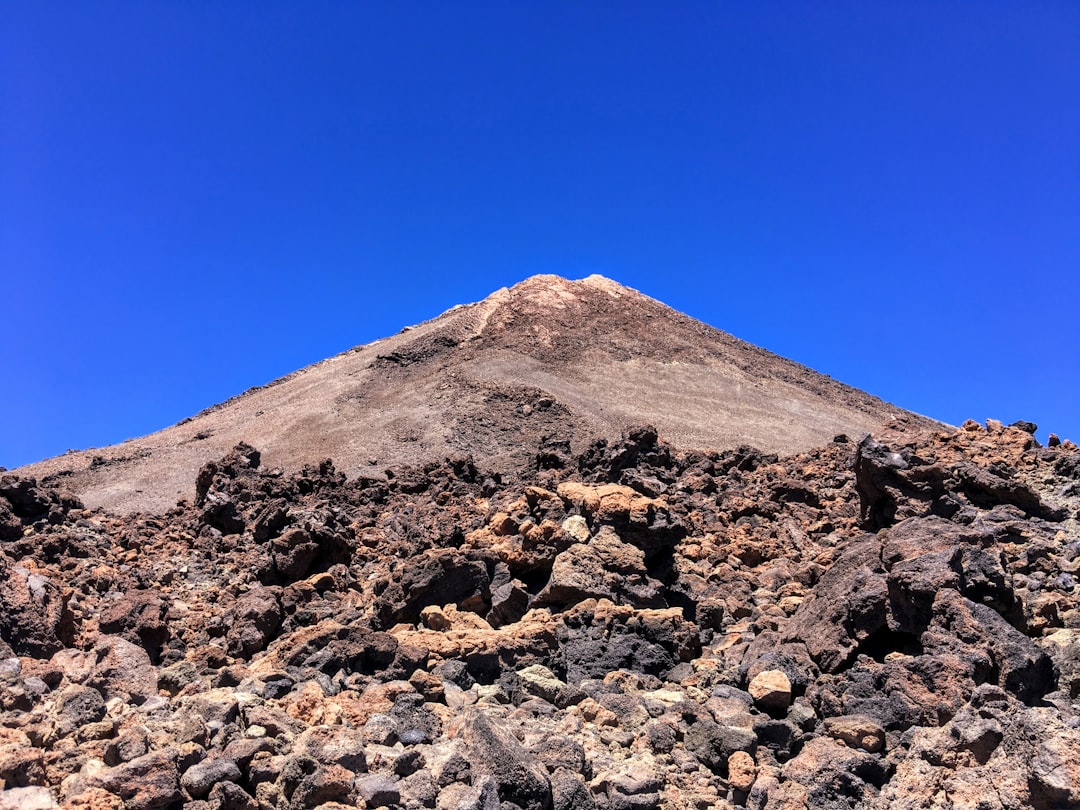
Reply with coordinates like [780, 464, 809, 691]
[18, 274, 931, 513]
[1, 420, 1078, 808]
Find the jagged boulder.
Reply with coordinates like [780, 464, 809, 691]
[374, 549, 496, 628]
[554, 599, 699, 683]
[457, 709, 552, 810]
[225, 586, 283, 659]
[532, 526, 665, 609]
[0, 558, 71, 657]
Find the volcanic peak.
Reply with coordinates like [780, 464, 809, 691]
[15, 274, 933, 513]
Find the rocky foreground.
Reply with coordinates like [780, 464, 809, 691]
[2, 419, 1079, 809]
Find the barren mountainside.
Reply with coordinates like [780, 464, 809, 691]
[16, 275, 933, 514]
[5, 276, 1079, 810]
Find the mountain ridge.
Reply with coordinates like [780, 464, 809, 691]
[14, 274, 940, 513]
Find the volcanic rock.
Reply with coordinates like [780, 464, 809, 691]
[457, 709, 551, 810]
[4, 279, 1080, 809]
[0, 420, 1076, 806]
[747, 669, 792, 714]
[0, 559, 71, 657]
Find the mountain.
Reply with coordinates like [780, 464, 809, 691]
[2, 275, 1079, 808]
[16, 274, 934, 513]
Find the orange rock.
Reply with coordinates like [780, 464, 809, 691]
[577, 698, 619, 727]
[823, 714, 886, 753]
[748, 670, 792, 712]
[285, 681, 341, 726]
[727, 750, 757, 792]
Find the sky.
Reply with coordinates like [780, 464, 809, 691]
[2, 2, 1078, 470]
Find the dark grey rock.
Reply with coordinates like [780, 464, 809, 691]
[551, 768, 596, 810]
[393, 748, 425, 777]
[685, 719, 756, 772]
[354, 773, 400, 808]
[391, 692, 442, 744]
[225, 586, 283, 659]
[182, 758, 242, 800]
[461, 709, 551, 810]
[531, 734, 586, 775]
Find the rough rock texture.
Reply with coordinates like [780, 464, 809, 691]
[2, 417, 1079, 808]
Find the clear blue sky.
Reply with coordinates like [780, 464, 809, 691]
[2, 2, 1078, 470]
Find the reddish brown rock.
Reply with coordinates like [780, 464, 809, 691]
[823, 714, 886, 753]
[1, 400, 1078, 810]
[67, 750, 181, 810]
[0, 559, 71, 657]
[727, 750, 757, 792]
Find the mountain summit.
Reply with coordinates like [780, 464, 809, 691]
[4, 280, 1078, 808]
[18, 274, 933, 512]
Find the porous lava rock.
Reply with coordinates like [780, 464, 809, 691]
[1, 418, 1078, 808]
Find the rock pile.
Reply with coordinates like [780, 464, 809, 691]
[2, 419, 1079, 808]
